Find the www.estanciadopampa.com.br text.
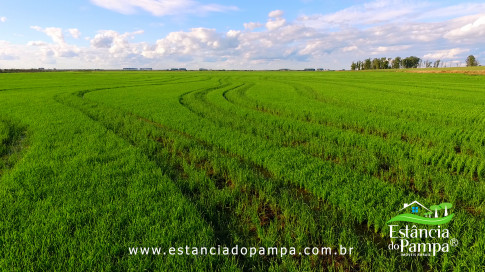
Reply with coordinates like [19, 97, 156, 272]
[129, 245, 353, 257]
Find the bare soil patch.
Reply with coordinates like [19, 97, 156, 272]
[408, 69, 485, 75]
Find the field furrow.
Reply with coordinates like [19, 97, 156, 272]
[56, 91, 375, 270]
[81, 75, 485, 270]
[177, 80, 485, 213]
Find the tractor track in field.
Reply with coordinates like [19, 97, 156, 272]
[55, 79, 484, 271]
[289, 76, 485, 111]
[236, 78, 485, 163]
[176, 82, 485, 256]
[75, 76, 214, 97]
[134, 112, 374, 270]
[281, 79, 485, 153]
[223, 81, 485, 181]
[54, 93, 265, 269]
[51, 91, 403, 271]
[3, 71, 485, 271]
[177, 80, 485, 216]
[0, 119, 29, 178]
[223, 80, 433, 147]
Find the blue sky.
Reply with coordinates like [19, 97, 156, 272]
[0, 0, 484, 69]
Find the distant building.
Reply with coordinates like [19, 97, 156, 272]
[304, 68, 316, 71]
[170, 68, 179, 71]
[179, 68, 187, 71]
[140, 68, 152, 71]
[123, 68, 138, 71]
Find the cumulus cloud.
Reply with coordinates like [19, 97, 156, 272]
[29, 26, 80, 58]
[31, 26, 65, 44]
[444, 14, 485, 42]
[27, 41, 49, 47]
[143, 28, 238, 59]
[269, 10, 284, 18]
[91, 30, 144, 56]
[423, 48, 469, 60]
[0, 17, 6, 23]
[266, 17, 286, 31]
[136, 2, 484, 68]
[266, 10, 286, 30]
[342, 45, 358, 53]
[90, 0, 237, 16]
[69, 28, 81, 39]
[0, 41, 19, 60]
[373, 45, 412, 54]
[0, 54, 18, 60]
[244, 22, 262, 31]
[9, 1, 485, 69]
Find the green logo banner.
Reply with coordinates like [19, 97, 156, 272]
[387, 213, 454, 225]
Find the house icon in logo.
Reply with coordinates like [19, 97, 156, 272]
[399, 201, 431, 214]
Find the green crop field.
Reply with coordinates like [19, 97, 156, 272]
[0, 70, 484, 271]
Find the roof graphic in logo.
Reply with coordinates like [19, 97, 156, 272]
[387, 201, 454, 225]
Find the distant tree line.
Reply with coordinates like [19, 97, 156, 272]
[351, 55, 480, 70]
[351, 56, 421, 70]
[0, 69, 51, 73]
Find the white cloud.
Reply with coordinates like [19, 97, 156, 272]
[69, 28, 81, 39]
[29, 26, 80, 58]
[298, 0, 485, 32]
[244, 22, 262, 31]
[27, 41, 49, 47]
[373, 45, 412, 54]
[7, 1, 485, 69]
[269, 10, 284, 18]
[342, 46, 358, 52]
[266, 10, 286, 31]
[31, 26, 65, 44]
[444, 14, 485, 42]
[418, 3, 485, 20]
[90, 0, 237, 16]
[266, 17, 286, 31]
[298, 0, 430, 29]
[423, 48, 469, 60]
[144, 28, 238, 59]
[0, 54, 18, 60]
[0, 41, 19, 60]
[91, 30, 144, 56]
[0, 17, 6, 23]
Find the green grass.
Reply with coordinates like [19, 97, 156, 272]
[0, 71, 484, 271]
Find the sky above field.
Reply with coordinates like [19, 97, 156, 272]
[0, 0, 484, 69]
